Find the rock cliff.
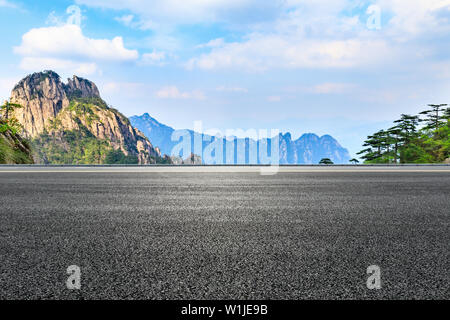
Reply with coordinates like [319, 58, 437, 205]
[10, 71, 162, 164]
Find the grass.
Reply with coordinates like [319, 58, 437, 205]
[0, 133, 34, 164]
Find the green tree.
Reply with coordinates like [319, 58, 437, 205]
[349, 158, 359, 164]
[104, 149, 139, 164]
[419, 104, 448, 131]
[0, 101, 23, 135]
[0, 100, 22, 120]
[387, 126, 403, 163]
[319, 158, 334, 165]
[357, 130, 395, 163]
[358, 105, 449, 164]
[443, 107, 450, 121]
[393, 114, 420, 163]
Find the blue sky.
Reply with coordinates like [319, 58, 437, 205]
[1, 0, 450, 157]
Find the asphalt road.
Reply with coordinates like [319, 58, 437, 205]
[0, 167, 449, 300]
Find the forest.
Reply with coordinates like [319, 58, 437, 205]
[358, 104, 450, 163]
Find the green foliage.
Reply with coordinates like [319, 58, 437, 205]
[0, 101, 24, 135]
[419, 104, 448, 131]
[68, 100, 101, 126]
[32, 126, 144, 165]
[0, 137, 32, 164]
[0, 120, 33, 164]
[104, 149, 139, 164]
[1, 100, 23, 120]
[319, 158, 334, 165]
[32, 128, 112, 164]
[69, 95, 109, 110]
[358, 105, 450, 164]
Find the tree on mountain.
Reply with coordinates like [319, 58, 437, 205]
[319, 158, 334, 165]
[393, 114, 419, 142]
[387, 126, 403, 163]
[0, 100, 22, 120]
[358, 105, 449, 164]
[349, 158, 359, 164]
[392, 114, 421, 163]
[357, 129, 395, 163]
[0, 101, 23, 135]
[419, 104, 448, 131]
[444, 107, 450, 121]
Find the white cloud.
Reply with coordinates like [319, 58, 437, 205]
[19, 57, 98, 76]
[184, 1, 450, 72]
[76, 0, 450, 77]
[156, 86, 205, 100]
[196, 38, 225, 49]
[14, 23, 139, 76]
[0, 0, 16, 8]
[187, 36, 391, 72]
[312, 83, 356, 94]
[290, 83, 356, 95]
[216, 86, 248, 93]
[76, 0, 278, 28]
[46, 11, 64, 26]
[141, 51, 166, 66]
[15, 24, 138, 62]
[376, 0, 450, 38]
[184, 1, 387, 72]
[114, 14, 157, 30]
[115, 14, 134, 26]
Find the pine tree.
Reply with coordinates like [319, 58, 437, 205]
[0, 100, 23, 120]
[419, 104, 448, 131]
[319, 158, 334, 165]
[387, 126, 402, 163]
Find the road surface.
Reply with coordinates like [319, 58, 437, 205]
[0, 166, 449, 299]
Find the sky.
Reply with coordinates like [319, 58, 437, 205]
[1, 0, 450, 157]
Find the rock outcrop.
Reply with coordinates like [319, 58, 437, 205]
[10, 71, 162, 164]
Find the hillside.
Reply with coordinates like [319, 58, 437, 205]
[358, 105, 450, 164]
[0, 119, 33, 164]
[10, 71, 165, 164]
[130, 113, 351, 164]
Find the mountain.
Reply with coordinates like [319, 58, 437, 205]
[10, 71, 164, 164]
[130, 113, 351, 164]
[0, 119, 33, 164]
[129, 113, 176, 157]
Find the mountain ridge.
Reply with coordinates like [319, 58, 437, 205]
[130, 113, 351, 164]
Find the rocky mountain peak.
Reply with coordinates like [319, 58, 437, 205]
[13, 71, 66, 103]
[66, 75, 101, 99]
[11, 71, 69, 137]
[9, 71, 163, 164]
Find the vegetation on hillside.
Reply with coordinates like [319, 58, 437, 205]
[29, 97, 142, 165]
[0, 101, 33, 164]
[32, 125, 140, 165]
[357, 104, 450, 163]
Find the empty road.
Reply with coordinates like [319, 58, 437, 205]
[0, 166, 449, 299]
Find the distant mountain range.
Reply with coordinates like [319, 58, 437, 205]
[130, 113, 351, 164]
[5, 70, 351, 165]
